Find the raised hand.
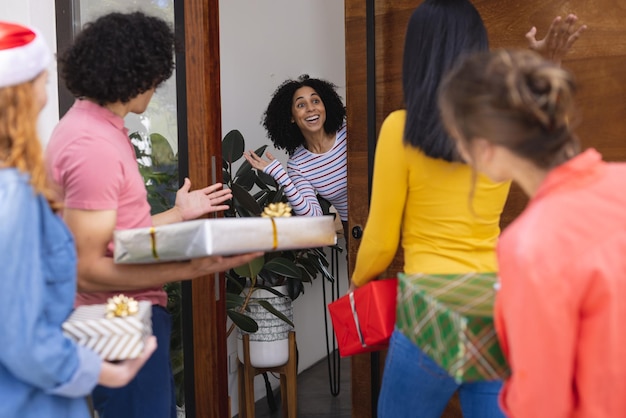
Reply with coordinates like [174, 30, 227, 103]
[174, 178, 232, 221]
[244, 150, 276, 171]
[527, 14, 587, 64]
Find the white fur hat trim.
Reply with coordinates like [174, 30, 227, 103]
[0, 22, 51, 88]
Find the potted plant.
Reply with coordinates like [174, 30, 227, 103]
[221, 129, 338, 367]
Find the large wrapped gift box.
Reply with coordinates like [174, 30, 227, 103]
[328, 278, 397, 357]
[62, 298, 152, 361]
[396, 272, 509, 382]
[114, 215, 337, 264]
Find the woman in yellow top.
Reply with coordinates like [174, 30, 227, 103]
[349, 1, 586, 417]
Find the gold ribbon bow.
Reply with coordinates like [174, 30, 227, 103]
[106, 294, 139, 318]
[261, 202, 292, 218]
[261, 202, 292, 250]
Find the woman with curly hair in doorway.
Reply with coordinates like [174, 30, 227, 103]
[244, 75, 349, 239]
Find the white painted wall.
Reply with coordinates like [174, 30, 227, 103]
[219, 1, 348, 416]
[2, 0, 59, 146]
[4, 1, 348, 415]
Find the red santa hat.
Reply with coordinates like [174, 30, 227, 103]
[0, 21, 51, 89]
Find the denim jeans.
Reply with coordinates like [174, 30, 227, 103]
[93, 305, 177, 418]
[378, 330, 505, 418]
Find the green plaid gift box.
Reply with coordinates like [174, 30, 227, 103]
[397, 272, 510, 382]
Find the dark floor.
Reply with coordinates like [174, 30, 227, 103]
[240, 353, 351, 418]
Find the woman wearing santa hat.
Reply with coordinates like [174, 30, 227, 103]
[0, 21, 156, 418]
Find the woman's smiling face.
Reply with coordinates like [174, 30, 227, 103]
[291, 86, 326, 135]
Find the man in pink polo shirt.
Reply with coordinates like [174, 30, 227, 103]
[46, 12, 259, 418]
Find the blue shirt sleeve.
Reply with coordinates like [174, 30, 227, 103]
[46, 346, 101, 397]
[0, 174, 101, 398]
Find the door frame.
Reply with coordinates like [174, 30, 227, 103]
[345, 0, 380, 416]
[179, 0, 229, 416]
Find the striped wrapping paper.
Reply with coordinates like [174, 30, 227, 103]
[397, 272, 509, 382]
[62, 301, 152, 361]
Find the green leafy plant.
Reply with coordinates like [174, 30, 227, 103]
[130, 131, 179, 215]
[131, 128, 339, 405]
[221, 129, 338, 336]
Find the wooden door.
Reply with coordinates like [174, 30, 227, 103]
[345, 1, 626, 416]
[345, 3, 417, 416]
[477, 0, 626, 226]
[180, 0, 228, 416]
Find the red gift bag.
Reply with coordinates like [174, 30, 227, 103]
[328, 278, 398, 357]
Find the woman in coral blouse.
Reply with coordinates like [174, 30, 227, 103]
[439, 48, 626, 417]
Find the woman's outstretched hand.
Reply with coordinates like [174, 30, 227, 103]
[527, 14, 587, 64]
[244, 151, 276, 171]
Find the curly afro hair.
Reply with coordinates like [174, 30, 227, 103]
[262, 75, 346, 155]
[59, 12, 175, 105]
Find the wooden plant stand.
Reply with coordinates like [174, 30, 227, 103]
[237, 331, 298, 417]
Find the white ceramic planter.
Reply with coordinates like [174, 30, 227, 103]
[237, 285, 294, 368]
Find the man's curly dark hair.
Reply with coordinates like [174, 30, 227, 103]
[262, 75, 346, 155]
[59, 12, 175, 105]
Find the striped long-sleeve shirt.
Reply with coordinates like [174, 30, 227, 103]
[263, 124, 347, 221]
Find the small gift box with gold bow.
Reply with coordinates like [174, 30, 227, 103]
[62, 295, 153, 361]
[112, 213, 337, 264]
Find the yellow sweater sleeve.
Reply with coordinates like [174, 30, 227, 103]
[351, 111, 408, 286]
